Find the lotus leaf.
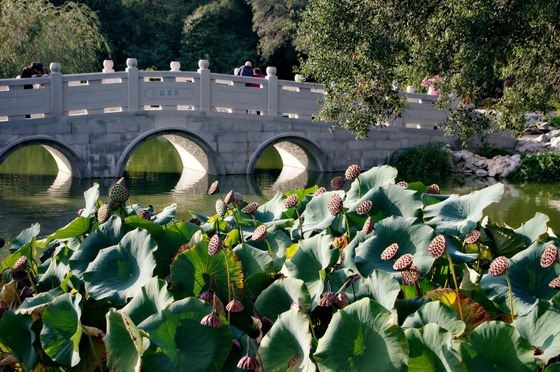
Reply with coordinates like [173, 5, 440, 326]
[259, 307, 317, 371]
[40, 292, 83, 367]
[105, 309, 148, 371]
[84, 228, 158, 305]
[0, 310, 38, 369]
[255, 277, 312, 321]
[349, 270, 401, 312]
[233, 243, 274, 277]
[314, 298, 408, 371]
[514, 212, 549, 247]
[402, 301, 466, 337]
[121, 277, 174, 326]
[345, 165, 398, 201]
[79, 182, 100, 217]
[460, 321, 538, 370]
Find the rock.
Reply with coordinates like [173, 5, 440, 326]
[475, 169, 489, 177]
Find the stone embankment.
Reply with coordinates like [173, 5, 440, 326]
[449, 126, 560, 178]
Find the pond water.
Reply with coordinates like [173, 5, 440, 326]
[1, 139, 559, 240]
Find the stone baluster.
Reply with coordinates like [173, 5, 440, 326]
[266, 66, 278, 117]
[126, 58, 139, 112]
[50, 63, 62, 116]
[198, 59, 211, 112]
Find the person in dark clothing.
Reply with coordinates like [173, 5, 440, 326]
[236, 61, 254, 86]
[20, 62, 44, 89]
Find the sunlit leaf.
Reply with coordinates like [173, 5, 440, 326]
[152, 203, 177, 225]
[348, 270, 401, 312]
[314, 298, 408, 371]
[105, 309, 148, 371]
[402, 301, 466, 337]
[255, 277, 312, 321]
[514, 213, 549, 246]
[405, 324, 466, 371]
[121, 277, 174, 326]
[80, 183, 100, 218]
[345, 165, 398, 201]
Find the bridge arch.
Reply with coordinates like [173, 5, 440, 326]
[115, 128, 226, 177]
[246, 134, 332, 174]
[0, 136, 89, 178]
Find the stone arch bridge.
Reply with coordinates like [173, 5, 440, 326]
[0, 59, 516, 178]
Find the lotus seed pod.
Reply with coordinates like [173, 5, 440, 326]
[393, 254, 414, 271]
[138, 209, 152, 221]
[252, 225, 267, 241]
[355, 200, 372, 215]
[402, 266, 421, 285]
[10, 256, 28, 280]
[313, 187, 326, 197]
[208, 234, 222, 256]
[200, 312, 222, 328]
[362, 217, 374, 235]
[428, 234, 447, 259]
[396, 181, 409, 188]
[488, 256, 510, 276]
[224, 190, 234, 205]
[198, 289, 214, 303]
[215, 199, 227, 217]
[226, 299, 245, 312]
[208, 180, 219, 195]
[327, 194, 343, 216]
[97, 204, 111, 224]
[330, 176, 346, 190]
[549, 277, 560, 290]
[381, 243, 399, 260]
[237, 355, 260, 370]
[233, 192, 244, 204]
[241, 202, 259, 215]
[464, 230, 481, 244]
[426, 183, 440, 195]
[284, 194, 299, 209]
[109, 177, 129, 203]
[109, 199, 121, 211]
[541, 244, 559, 268]
[345, 164, 361, 180]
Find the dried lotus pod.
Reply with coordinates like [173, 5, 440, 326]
[402, 266, 421, 285]
[393, 254, 413, 271]
[207, 180, 219, 195]
[464, 230, 481, 244]
[330, 176, 346, 190]
[396, 181, 409, 188]
[549, 277, 560, 290]
[208, 234, 222, 256]
[488, 256, 509, 276]
[252, 225, 267, 241]
[345, 164, 361, 180]
[241, 202, 259, 215]
[224, 190, 234, 205]
[426, 183, 440, 195]
[313, 187, 326, 197]
[362, 217, 374, 235]
[284, 194, 299, 209]
[428, 234, 447, 259]
[381, 243, 399, 261]
[97, 203, 111, 224]
[355, 200, 372, 215]
[541, 244, 559, 268]
[327, 194, 343, 216]
[215, 199, 227, 217]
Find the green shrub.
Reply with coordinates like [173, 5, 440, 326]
[508, 152, 560, 181]
[388, 142, 451, 184]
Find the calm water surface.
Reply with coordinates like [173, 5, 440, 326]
[1, 140, 559, 239]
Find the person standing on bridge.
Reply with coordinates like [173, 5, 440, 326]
[19, 62, 44, 90]
[236, 61, 254, 87]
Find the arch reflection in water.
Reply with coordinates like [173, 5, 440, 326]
[46, 171, 73, 197]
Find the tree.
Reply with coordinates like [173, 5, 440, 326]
[180, 0, 258, 73]
[296, 0, 560, 144]
[0, 0, 110, 78]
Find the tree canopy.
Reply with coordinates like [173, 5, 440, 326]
[296, 0, 560, 144]
[0, 0, 110, 77]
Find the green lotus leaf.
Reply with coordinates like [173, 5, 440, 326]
[423, 183, 504, 235]
[43, 216, 92, 246]
[16, 287, 64, 317]
[513, 300, 560, 364]
[346, 183, 422, 219]
[153, 221, 200, 277]
[140, 298, 232, 371]
[170, 240, 244, 301]
[483, 223, 526, 258]
[255, 191, 286, 222]
[345, 165, 398, 202]
[37, 243, 74, 291]
[300, 190, 346, 233]
[152, 203, 177, 225]
[253, 228, 292, 271]
[515, 212, 549, 247]
[105, 309, 149, 371]
[259, 307, 316, 371]
[40, 292, 83, 367]
[402, 301, 466, 337]
[0, 310, 38, 369]
[254, 277, 312, 321]
[405, 324, 466, 371]
[445, 235, 477, 263]
[79, 182, 100, 218]
[83, 228, 158, 306]
[9, 223, 40, 253]
[546, 363, 560, 371]
[460, 321, 538, 371]
[233, 242, 274, 277]
[481, 241, 560, 316]
[124, 216, 164, 238]
[349, 270, 401, 312]
[354, 216, 435, 278]
[281, 233, 338, 307]
[314, 298, 408, 371]
[121, 277, 174, 326]
[69, 215, 125, 277]
[424, 288, 492, 336]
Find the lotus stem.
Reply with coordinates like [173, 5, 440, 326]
[223, 250, 232, 323]
[504, 273, 515, 322]
[357, 176, 362, 198]
[295, 209, 304, 240]
[342, 210, 351, 240]
[263, 239, 273, 258]
[446, 253, 464, 321]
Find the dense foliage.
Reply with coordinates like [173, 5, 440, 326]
[509, 152, 560, 182]
[388, 142, 452, 185]
[2, 165, 560, 370]
[0, 0, 110, 78]
[296, 0, 560, 143]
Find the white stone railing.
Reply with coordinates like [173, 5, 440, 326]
[0, 58, 448, 128]
[0, 59, 325, 121]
